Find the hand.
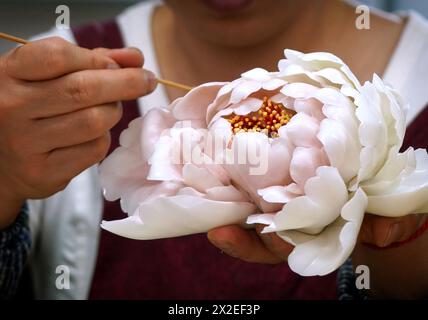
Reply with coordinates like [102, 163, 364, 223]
[208, 213, 428, 264]
[208, 224, 293, 264]
[358, 213, 428, 247]
[0, 37, 157, 228]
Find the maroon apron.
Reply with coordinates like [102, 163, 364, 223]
[70, 20, 427, 300]
[402, 108, 428, 151]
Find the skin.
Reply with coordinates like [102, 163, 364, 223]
[0, 38, 157, 228]
[0, 0, 425, 298]
[153, 0, 427, 298]
[155, 0, 403, 100]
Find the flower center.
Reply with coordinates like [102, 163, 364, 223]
[225, 96, 295, 138]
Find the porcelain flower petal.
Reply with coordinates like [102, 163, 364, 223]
[99, 49, 428, 277]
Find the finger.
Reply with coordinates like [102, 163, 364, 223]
[360, 214, 425, 247]
[34, 103, 122, 152]
[46, 132, 111, 181]
[255, 224, 293, 260]
[28, 67, 157, 118]
[207, 225, 283, 264]
[4, 37, 117, 81]
[93, 47, 145, 68]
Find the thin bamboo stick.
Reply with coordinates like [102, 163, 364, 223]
[0, 31, 193, 92]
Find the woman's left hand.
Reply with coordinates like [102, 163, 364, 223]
[207, 213, 428, 264]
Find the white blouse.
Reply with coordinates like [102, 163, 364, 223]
[27, 0, 428, 299]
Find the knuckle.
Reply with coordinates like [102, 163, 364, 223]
[44, 37, 69, 71]
[91, 52, 111, 70]
[125, 70, 149, 96]
[81, 104, 121, 137]
[123, 70, 138, 88]
[90, 53, 102, 69]
[66, 73, 93, 105]
[82, 107, 105, 135]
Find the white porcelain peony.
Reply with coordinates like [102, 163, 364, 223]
[99, 49, 428, 276]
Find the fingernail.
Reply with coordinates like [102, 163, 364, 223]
[384, 222, 403, 247]
[210, 240, 237, 257]
[128, 46, 142, 54]
[145, 71, 158, 91]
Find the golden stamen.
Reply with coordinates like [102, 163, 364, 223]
[224, 96, 295, 138]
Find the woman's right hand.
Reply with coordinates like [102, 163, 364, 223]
[0, 37, 157, 229]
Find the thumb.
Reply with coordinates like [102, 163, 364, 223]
[93, 47, 145, 69]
